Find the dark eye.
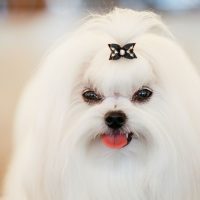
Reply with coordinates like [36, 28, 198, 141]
[82, 90, 102, 104]
[132, 87, 153, 102]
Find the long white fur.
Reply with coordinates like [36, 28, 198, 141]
[3, 8, 200, 200]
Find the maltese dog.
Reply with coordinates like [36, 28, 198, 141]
[3, 8, 200, 200]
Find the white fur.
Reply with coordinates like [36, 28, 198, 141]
[3, 8, 200, 200]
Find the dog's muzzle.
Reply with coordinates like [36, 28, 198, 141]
[100, 111, 133, 149]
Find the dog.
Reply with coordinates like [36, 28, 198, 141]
[3, 8, 200, 200]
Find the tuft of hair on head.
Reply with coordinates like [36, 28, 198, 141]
[79, 7, 173, 44]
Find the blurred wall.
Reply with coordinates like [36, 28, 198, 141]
[8, 0, 46, 10]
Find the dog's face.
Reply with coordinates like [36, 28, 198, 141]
[66, 38, 172, 167]
[61, 21, 183, 168]
[79, 53, 154, 150]
[82, 55, 153, 149]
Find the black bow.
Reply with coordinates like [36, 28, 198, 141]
[108, 43, 137, 60]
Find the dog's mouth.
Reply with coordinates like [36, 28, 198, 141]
[100, 131, 133, 149]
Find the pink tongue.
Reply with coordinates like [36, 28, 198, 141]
[101, 133, 127, 149]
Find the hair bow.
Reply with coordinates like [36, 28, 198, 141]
[108, 43, 137, 60]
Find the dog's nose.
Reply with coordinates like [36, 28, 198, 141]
[104, 111, 127, 129]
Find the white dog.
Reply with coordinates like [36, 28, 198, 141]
[3, 8, 200, 200]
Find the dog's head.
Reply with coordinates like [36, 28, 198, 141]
[55, 9, 198, 164]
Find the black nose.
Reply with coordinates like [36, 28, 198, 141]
[105, 111, 127, 129]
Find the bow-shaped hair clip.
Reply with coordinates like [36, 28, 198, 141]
[108, 43, 137, 60]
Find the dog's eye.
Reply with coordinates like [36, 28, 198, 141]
[82, 90, 102, 104]
[132, 87, 153, 102]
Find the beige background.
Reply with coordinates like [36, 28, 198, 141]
[0, 10, 200, 192]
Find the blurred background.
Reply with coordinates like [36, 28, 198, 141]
[0, 0, 200, 195]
